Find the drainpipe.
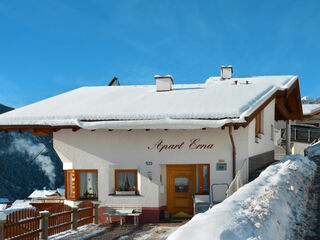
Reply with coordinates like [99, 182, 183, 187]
[228, 124, 236, 179]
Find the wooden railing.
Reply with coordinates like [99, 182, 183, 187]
[0, 202, 99, 240]
[282, 126, 320, 143]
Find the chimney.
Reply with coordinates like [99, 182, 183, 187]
[221, 66, 233, 79]
[154, 75, 174, 92]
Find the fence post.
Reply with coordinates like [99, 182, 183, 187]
[0, 218, 6, 240]
[72, 207, 78, 231]
[40, 211, 50, 240]
[93, 203, 99, 224]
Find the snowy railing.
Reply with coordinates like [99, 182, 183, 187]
[226, 158, 249, 197]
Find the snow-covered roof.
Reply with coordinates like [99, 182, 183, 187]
[28, 190, 60, 199]
[302, 104, 320, 116]
[0, 75, 299, 129]
[1, 200, 35, 216]
[11, 200, 32, 209]
[0, 204, 7, 210]
[0, 198, 10, 203]
[57, 188, 65, 196]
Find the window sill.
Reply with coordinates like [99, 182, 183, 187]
[108, 193, 142, 197]
[79, 197, 98, 200]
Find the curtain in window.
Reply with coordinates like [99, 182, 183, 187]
[117, 171, 136, 190]
[80, 172, 98, 198]
[68, 173, 73, 196]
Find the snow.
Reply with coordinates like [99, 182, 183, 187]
[301, 96, 310, 101]
[28, 189, 60, 199]
[0, 75, 298, 130]
[305, 141, 320, 159]
[57, 188, 65, 196]
[11, 200, 32, 209]
[0, 204, 7, 210]
[48, 224, 106, 240]
[135, 226, 179, 240]
[1, 199, 35, 215]
[167, 154, 316, 240]
[302, 104, 320, 116]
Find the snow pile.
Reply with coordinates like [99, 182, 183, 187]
[305, 141, 320, 159]
[167, 155, 316, 240]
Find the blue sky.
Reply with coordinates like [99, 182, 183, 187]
[0, 0, 319, 107]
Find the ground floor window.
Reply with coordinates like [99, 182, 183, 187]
[80, 171, 98, 199]
[115, 169, 138, 194]
[65, 169, 98, 200]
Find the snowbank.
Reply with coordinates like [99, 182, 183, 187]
[305, 141, 320, 159]
[167, 155, 316, 240]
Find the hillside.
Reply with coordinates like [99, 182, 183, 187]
[0, 105, 64, 201]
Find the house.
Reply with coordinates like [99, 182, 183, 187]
[0, 66, 303, 222]
[28, 189, 62, 201]
[297, 104, 320, 127]
[275, 104, 320, 156]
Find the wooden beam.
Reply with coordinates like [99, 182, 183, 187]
[275, 103, 291, 120]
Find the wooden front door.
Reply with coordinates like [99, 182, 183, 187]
[167, 165, 196, 218]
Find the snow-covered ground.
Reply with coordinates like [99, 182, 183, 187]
[134, 226, 179, 240]
[167, 154, 317, 240]
[49, 224, 106, 240]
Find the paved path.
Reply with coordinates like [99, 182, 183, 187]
[90, 220, 186, 240]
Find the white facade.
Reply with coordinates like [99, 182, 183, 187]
[53, 100, 275, 208]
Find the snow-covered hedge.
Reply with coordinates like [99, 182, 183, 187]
[167, 155, 316, 240]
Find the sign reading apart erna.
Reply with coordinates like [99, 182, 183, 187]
[216, 160, 227, 171]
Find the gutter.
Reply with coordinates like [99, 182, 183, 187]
[228, 124, 236, 179]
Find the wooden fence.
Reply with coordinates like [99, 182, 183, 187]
[0, 202, 99, 240]
[3, 209, 41, 240]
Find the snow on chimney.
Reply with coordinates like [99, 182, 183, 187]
[154, 75, 174, 92]
[221, 66, 233, 79]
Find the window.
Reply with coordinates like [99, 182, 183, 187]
[115, 170, 138, 193]
[80, 171, 98, 199]
[175, 176, 189, 192]
[255, 112, 262, 137]
[198, 164, 210, 193]
[68, 172, 73, 197]
[65, 170, 98, 200]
